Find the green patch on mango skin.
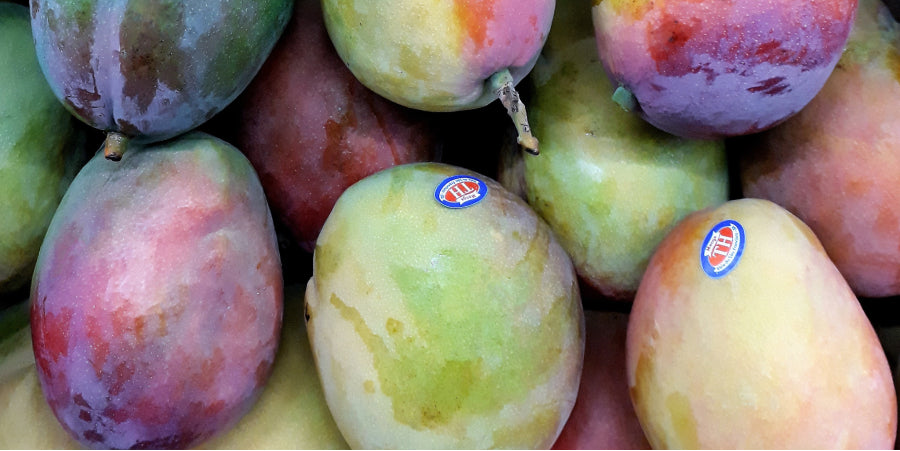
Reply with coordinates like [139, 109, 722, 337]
[512, 19, 728, 298]
[312, 163, 582, 446]
[321, 0, 472, 111]
[0, 3, 85, 295]
[194, 0, 292, 101]
[329, 277, 574, 435]
[836, 0, 900, 80]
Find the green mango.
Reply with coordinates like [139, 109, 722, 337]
[0, 2, 89, 300]
[305, 162, 584, 449]
[498, 0, 730, 301]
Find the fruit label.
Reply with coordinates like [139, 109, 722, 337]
[700, 219, 745, 278]
[434, 175, 488, 209]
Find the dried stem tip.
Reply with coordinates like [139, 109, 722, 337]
[491, 69, 539, 155]
[104, 132, 128, 161]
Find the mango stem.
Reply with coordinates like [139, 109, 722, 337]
[612, 85, 638, 113]
[491, 69, 539, 155]
[104, 132, 128, 161]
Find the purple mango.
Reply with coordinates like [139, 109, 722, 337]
[30, 0, 292, 159]
[592, 0, 857, 139]
[30, 132, 283, 449]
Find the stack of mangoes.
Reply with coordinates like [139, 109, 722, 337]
[2, 0, 900, 448]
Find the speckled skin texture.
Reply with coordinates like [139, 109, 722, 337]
[29, 0, 292, 143]
[592, 0, 857, 139]
[551, 311, 650, 450]
[234, 0, 436, 253]
[499, 0, 728, 300]
[0, 3, 84, 296]
[30, 132, 283, 449]
[628, 199, 896, 448]
[305, 162, 584, 449]
[321, 0, 554, 111]
[739, 0, 900, 298]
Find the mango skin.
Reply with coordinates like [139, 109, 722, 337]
[592, 0, 857, 139]
[30, 0, 292, 143]
[305, 162, 584, 449]
[30, 132, 283, 449]
[629, 198, 896, 448]
[0, 286, 348, 450]
[499, 0, 728, 300]
[739, 0, 900, 298]
[551, 311, 650, 450]
[0, 3, 87, 296]
[321, 0, 554, 111]
[233, 0, 437, 253]
[0, 325, 82, 449]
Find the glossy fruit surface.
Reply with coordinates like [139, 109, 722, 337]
[306, 162, 584, 449]
[0, 2, 88, 297]
[30, 0, 292, 146]
[739, 0, 900, 298]
[322, 0, 553, 112]
[1, 286, 350, 449]
[30, 132, 283, 449]
[593, 0, 857, 138]
[232, 0, 437, 252]
[321, 0, 554, 152]
[199, 285, 348, 450]
[500, 0, 728, 300]
[629, 198, 896, 448]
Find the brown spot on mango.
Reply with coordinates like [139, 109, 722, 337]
[386, 318, 403, 336]
[886, 46, 900, 83]
[118, 1, 189, 115]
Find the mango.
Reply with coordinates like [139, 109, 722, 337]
[0, 285, 354, 449]
[30, 0, 293, 159]
[191, 284, 349, 449]
[0, 2, 89, 298]
[29, 132, 283, 449]
[499, 0, 729, 301]
[305, 162, 584, 449]
[739, 0, 900, 298]
[552, 310, 650, 450]
[321, 0, 555, 153]
[0, 323, 81, 449]
[230, 0, 437, 253]
[592, 0, 857, 139]
[628, 198, 896, 448]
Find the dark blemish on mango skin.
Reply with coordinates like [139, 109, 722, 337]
[30, 0, 292, 142]
[747, 76, 790, 95]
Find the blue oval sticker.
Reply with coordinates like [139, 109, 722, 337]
[700, 219, 745, 278]
[434, 175, 488, 209]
